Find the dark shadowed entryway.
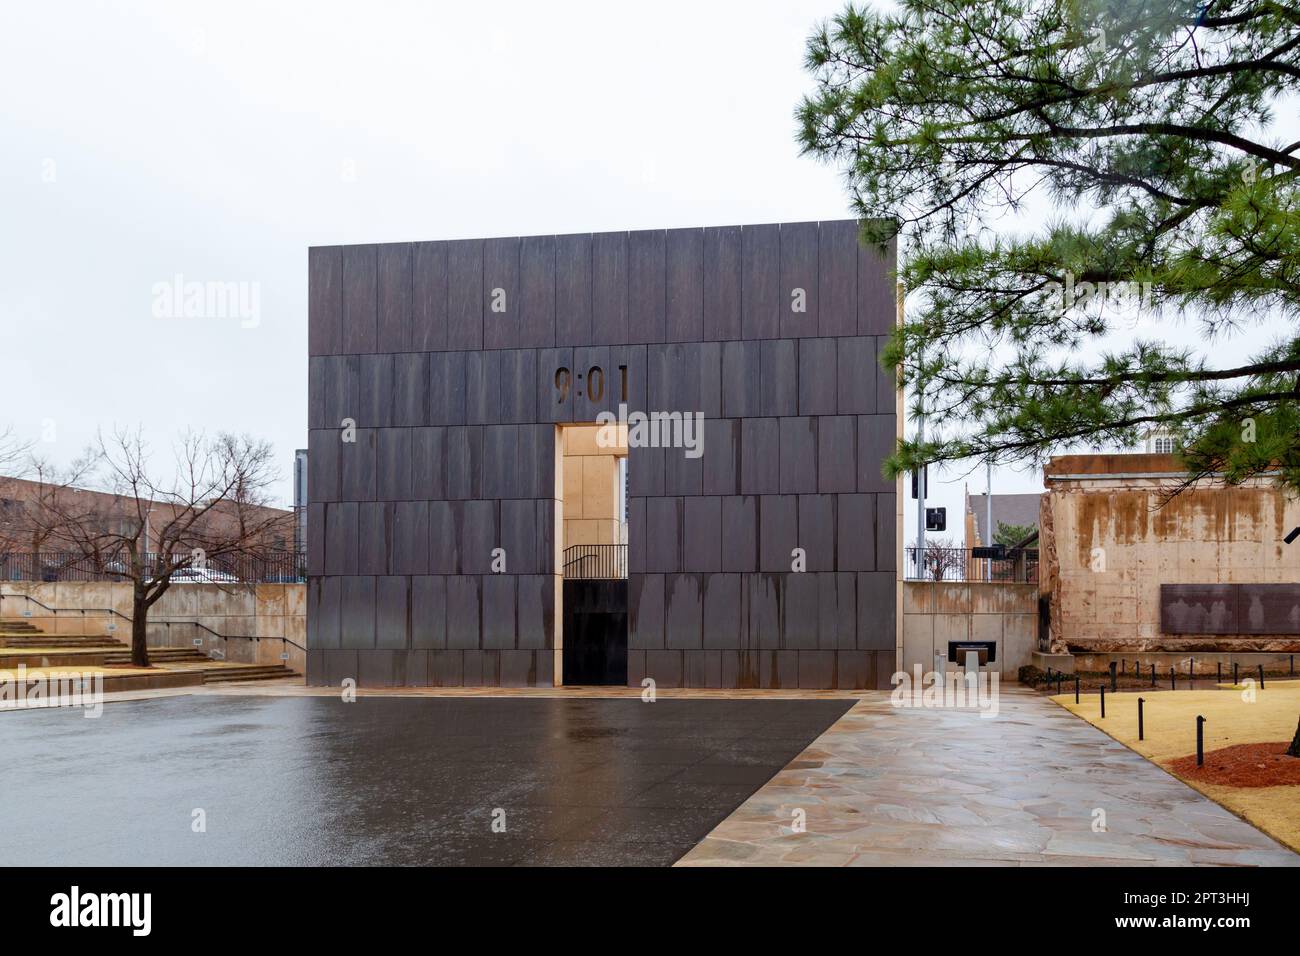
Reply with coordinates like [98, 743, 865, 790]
[562, 579, 627, 685]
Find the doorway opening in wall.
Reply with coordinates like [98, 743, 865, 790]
[558, 423, 628, 686]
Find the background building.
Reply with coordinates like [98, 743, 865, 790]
[0, 475, 295, 580]
[294, 448, 309, 555]
[964, 490, 1041, 549]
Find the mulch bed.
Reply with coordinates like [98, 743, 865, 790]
[1167, 742, 1300, 788]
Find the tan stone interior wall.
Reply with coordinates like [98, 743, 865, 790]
[553, 424, 627, 684]
[901, 581, 1038, 679]
[561, 424, 627, 547]
[0, 581, 306, 673]
[1045, 477, 1300, 650]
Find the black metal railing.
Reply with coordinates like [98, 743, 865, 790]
[0, 593, 305, 656]
[562, 544, 627, 580]
[903, 547, 1039, 584]
[154, 619, 306, 656]
[0, 551, 306, 584]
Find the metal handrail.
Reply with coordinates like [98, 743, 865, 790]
[157, 621, 306, 654]
[0, 593, 305, 653]
[562, 544, 628, 580]
[0, 592, 131, 624]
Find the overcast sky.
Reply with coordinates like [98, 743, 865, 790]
[1, 1, 1287, 546]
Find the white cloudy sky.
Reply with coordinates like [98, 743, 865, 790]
[0, 1, 1288, 546]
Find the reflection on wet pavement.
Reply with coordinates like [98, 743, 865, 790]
[0, 696, 851, 866]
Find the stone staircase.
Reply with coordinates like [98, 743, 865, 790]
[100, 645, 297, 683]
[201, 664, 302, 684]
[0, 620, 121, 649]
[0, 618, 297, 683]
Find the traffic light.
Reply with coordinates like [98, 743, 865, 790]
[911, 465, 928, 499]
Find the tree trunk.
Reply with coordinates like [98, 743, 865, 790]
[1287, 717, 1300, 758]
[131, 590, 151, 668]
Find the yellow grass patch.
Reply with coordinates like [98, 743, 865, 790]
[1052, 681, 1300, 852]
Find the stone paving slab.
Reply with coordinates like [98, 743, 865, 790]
[677, 685, 1300, 867]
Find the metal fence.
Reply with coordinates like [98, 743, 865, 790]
[903, 547, 1039, 584]
[0, 551, 307, 584]
[562, 544, 627, 580]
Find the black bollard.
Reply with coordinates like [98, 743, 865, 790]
[1258, 663, 1265, 689]
[1196, 715, 1205, 767]
[1217, 661, 1222, 685]
[1109, 661, 1118, 693]
[1075, 675, 1080, 704]
[1138, 697, 1145, 741]
[1233, 661, 1239, 685]
[1291, 655, 1294, 677]
[1056, 673, 1063, 695]
[1171, 666, 1176, 691]
[1151, 663, 1156, 688]
[1100, 684, 1106, 718]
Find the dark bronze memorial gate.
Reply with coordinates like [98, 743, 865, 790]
[306, 220, 898, 688]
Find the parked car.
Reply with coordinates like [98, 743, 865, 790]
[167, 566, 241, 584]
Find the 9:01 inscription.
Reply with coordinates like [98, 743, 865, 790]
[554, 365, 628, 405]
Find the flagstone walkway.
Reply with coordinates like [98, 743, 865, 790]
[676, 685, 1300, 866]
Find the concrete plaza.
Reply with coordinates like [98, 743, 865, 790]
[3, 682, 1295, 866]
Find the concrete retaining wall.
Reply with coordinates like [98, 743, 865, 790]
[0, 582, 306, 674]
[901, 581, 1038, 680]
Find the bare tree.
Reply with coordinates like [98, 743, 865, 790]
[0, 426, 35, 552]
[32, 427, 290, 666]
[909, 537, 966, 582]
[0, 427, 29, 466]
[0, 453, 100, 574]
[0, 428, 36, 583]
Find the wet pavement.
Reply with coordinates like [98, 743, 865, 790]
[0, 695, 851, 866]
